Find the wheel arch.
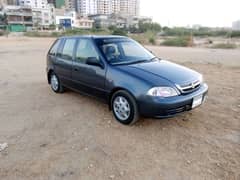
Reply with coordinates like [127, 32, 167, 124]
[47, 69, 54, 84]
[108, 87, 137, 110]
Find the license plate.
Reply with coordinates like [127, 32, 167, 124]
[192, 95, 203, 108]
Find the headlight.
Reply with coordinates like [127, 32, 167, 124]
[147, 87, 179, 97]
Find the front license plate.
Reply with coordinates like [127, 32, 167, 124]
[192, 95, 203, 108]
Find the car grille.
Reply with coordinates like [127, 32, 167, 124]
[176, 80, 201, 94]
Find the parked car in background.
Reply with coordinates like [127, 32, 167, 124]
[46, 35, 208, 125]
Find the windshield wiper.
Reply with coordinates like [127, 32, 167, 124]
[111, 57, 159, 66]
[111, 59, 148, 65]
[149, 57, 159, 61]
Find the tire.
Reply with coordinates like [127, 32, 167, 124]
[50, 72, 64, 93]
[111, 90, 139, 125]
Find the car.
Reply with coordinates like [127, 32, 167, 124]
[46, 35, 208, 125]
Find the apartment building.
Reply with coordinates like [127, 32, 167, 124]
[3, 5, 33, 31]
[0, 0, 7, 6]
[111, 0, 120, 14]
[120, 0, 139, 16]
[64, 0, 139, 17]
[19, 0, 48, 8]
[97, 0, 111, 14]
[76, 0, 97, 16]
[32, 3, 55, 29]
[65, 0, 75, 11]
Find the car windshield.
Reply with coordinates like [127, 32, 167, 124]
[95, 38, 156, 65]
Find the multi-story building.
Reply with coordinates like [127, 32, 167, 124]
[111, 0, 120, 14]
[76, 0, 97, 16]
[232, 20, 240, 30]
[19, 0, 48, 8]
[65, 0, 75, 11]
[119, 0, 139, 17]
[32, 3, 55, 29]
[6, 0, 18, 5]
[3, 5, 33, 31]
[64, 0, 140, 17]
[97, 0, 111, 15]
[0, 0, 7, 6]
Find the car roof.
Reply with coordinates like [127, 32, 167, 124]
[58, 35, 129, 40]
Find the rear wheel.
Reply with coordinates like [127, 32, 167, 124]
[111, 90, 139, 125]
[50, 72, 64, 93]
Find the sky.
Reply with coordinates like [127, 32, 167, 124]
[140, 0, 240, 27]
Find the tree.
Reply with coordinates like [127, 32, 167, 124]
[0, 13, 7, 24]
[138, 21, 161, 33]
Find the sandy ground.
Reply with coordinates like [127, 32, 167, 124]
[0, 37, 239, 180]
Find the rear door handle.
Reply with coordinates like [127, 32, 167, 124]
[74, 68, 79, 71]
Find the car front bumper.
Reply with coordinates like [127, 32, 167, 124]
[138, 83, 208, 118]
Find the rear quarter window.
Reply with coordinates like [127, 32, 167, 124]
[49, 39, 60, 56]
[58, 39, 76, 61]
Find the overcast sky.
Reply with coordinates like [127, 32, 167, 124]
[140, 0, 240, 27]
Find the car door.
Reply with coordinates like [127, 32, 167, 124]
[72, 38, 107, 99]
[54, 38, 77, 86]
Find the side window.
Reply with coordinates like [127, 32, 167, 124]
[75, 39, 99, 64]
[58, 39, 76, 60]
[49, 39, 60, 56]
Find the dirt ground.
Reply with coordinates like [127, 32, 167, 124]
[0, 37, 239, 180]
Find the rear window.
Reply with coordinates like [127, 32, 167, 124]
[49, 39, 60, 56]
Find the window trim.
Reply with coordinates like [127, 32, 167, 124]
[48, 39, 61, 56]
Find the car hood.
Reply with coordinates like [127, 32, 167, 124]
[117, 60, 201, 85]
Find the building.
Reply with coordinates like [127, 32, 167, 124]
[232, 20, 240, 30]
[56, 10, 93, 29]
[55, 11, 76, 29]
[64, 0, 140, 17]
[108, 13, 126, 28]
[19, 0, 48, 8]
[76, 0, 97, 16]
[6, 0, 18, 5]
[32, 3, 55, 29]
[89, 13, 128, 29]
[97, 0, 111, 15]
[0, 0, 7, 7]
[88, 14, 108, 28]
[119, 0, 139, 17]
[65, 0, 75, 11]
[111, 0, 120, 14]
[3, 5, 33, 31]
[125, 16, 152, 28]
[76, 17, 93, 28]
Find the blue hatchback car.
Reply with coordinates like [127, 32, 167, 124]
[47, 35, 208, 125]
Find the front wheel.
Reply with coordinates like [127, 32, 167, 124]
[111, 90, 139, 125]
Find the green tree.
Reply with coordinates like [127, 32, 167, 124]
[0, 13, 7, 24]
[138, 22, 161, 33]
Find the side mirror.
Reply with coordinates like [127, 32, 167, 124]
[86, 57, 102, 67]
